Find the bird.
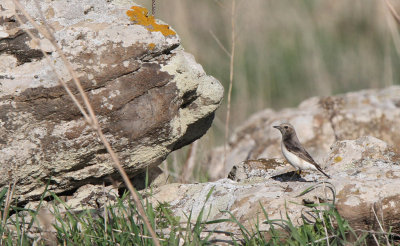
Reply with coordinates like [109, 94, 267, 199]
[273, 123, 330, 178]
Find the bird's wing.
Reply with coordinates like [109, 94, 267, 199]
[284, 139, 320, 167]
[284, 138, 330, 178]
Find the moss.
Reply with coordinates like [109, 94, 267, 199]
[126, 6, 176, 36]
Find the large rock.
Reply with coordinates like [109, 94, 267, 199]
[0, 0, 223, 201]
[149, 136, 400, 241]
[207, 86, 400, 179]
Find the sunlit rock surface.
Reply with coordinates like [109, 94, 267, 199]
[207, 86, 400, 179]
[149, 136, 400, 242]
[0, 0, 223, 201]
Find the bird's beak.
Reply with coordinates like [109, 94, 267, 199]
[273, 125, 280, 130]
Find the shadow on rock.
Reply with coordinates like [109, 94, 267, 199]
[271, 171, 309, 182]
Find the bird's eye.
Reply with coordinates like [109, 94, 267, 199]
[284, 126, 288, 129]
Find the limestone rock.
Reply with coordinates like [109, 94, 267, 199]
[149, 136, 400, 241]
[0, 0, 223, 201]
[227, 158, 287, 182]
[64, 184, 120, 210]
[207, 86, 400, 179]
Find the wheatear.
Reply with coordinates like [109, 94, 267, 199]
[273, 123, 330, 178]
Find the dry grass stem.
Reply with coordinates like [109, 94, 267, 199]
[308, 235, 337, 244]
[383, 0, 400, 24]
[160, 169, 179, 179]
[223, 0, 236, 173]
[112, 229, 167, 241]
[161, 160, 169, 179]
[152, 0, 156, 16]
[172, 151, 180, 179]
[1, 182, 16, 245]
[213, 0, 225, 9]
[14, 14, 91, 123]
[12, 1, 160, 245]
[319, 184, 330, 246]
[180, 140, 199, 183]
[12, 1, 94, 126]
[384, 1, 400, 57]
[371, 204, 390, 246]
[354, 229, 400, 238]
[209, 30, 231, 57]
[2, 182, 16, 226]
[372, 233, 380, 246]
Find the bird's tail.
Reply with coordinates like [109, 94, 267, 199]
[316, 166, 330, 179]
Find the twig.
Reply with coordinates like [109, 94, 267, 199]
[223, 0, 236, 174]
[12, 1, 160, 245]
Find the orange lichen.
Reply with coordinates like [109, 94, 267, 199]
[126, 6, 176, 36]
[334, 156, 343, 163]
[148, 43, 156, 50]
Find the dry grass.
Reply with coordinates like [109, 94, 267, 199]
[224, 0, 236, 174]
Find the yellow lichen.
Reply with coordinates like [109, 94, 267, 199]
[334, 156, 342, 163]
[148, 43, 156, 50]
[126, 6, 176, 36]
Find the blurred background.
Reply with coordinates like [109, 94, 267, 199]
[134, 0, 400, 182]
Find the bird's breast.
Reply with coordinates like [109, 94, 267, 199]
[281, 142, 317, 170]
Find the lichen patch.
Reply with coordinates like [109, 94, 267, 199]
[126, 6, 176, 36]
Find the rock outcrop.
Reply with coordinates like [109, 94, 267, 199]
[207, 86, 400, 179]
[0, 0, 223, 201]
[9, 85, 400, 243]
[148, 136, 400, 241]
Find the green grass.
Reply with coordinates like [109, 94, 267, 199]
[1, 183, 398, 245]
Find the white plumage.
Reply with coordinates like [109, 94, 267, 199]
[281, 142, 318, 171]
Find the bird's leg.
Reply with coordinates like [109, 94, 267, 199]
[289, 169, 301, 181]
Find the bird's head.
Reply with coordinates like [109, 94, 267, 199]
[273, 123, 296, 138]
